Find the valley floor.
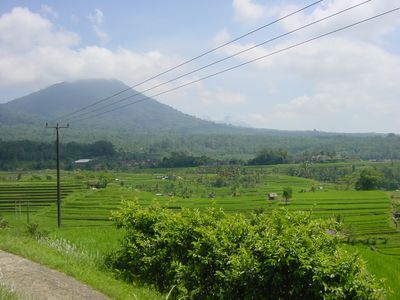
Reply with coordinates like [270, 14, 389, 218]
[0, 165, 399, 299]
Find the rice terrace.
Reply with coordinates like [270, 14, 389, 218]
[0, 161, 400, 299]
[1, 0, 400, 299]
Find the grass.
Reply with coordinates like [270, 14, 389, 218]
[0, 226, 162, 300]
[0, 165, 399, 298]
[345, 245, 400, 300]
[0, 286, 18, 300]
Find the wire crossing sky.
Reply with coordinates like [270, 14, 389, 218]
[0, 0, 399, 133]
[53, 0, 324, 123]
[61, 0, 374, 123]
[70, 7, 400, 124]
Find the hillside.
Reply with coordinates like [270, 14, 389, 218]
[1, 79, 242, 134]
[1, 79, 397, 160]
[1, 79, 379, 137]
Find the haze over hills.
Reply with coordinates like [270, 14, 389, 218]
[0, 78, 381, 137]
[1, 79, 241, 134]
[1, 78, 397, 160]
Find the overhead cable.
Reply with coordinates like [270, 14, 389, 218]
[71, 7, 400, 123]
[64, 0, 372, 122]
[51, 0, 324, 123]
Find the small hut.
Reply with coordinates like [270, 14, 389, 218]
[267, 192, 278, 200]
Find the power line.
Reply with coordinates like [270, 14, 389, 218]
[60, 129, 66, 144]
[71, 7, 400, 124]
[64, 0, 372, 122]
[52, 0, 323, 123]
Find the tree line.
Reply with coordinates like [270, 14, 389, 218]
[0, 139, 289, 170]
[0, 139, 115, 170]
[1, 126, 399, 160]
[1, 139, 399, 191]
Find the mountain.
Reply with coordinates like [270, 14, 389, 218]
[1, 79, 243, 134]
[2, 79, 376, 136]
[1, 79, 392, 160]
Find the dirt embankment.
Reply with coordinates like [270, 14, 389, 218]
[0, 250, 109, 300]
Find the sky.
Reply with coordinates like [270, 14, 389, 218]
[0, 0, 399, 133]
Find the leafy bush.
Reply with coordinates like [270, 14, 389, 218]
[282, 186, 293, 203]
[31, 174, 42, 181]
[26, 223, 49, 239]
[213, 176, 227, 187]
[109, 203, 384, 299]
[248, 148, 288, 165]
[0, 215, 9, 229]
[87, 174, 113, 189]
[355, 168, 383, 190]
[95, 175, 109, 189]
[158, 152, 212, 168]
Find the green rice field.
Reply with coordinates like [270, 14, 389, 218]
[0, 166, 399, 298]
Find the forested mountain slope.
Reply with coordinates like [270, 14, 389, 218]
[0, 79, 397, 160]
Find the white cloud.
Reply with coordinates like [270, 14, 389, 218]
[237, 38, 400, 132]
[232, 0, 282, 24]
[0, 3, 399, 133]
[233, 0, 265, 23]
[217, 0, 400, 132]
[213, 28, 230, 45]
[0, 7, 177, 100]
[235, 37, 400, 132]
[71, 14, 79, 25]
[0, 7, 79, 52]
[277, 0, 400, 41]
[88, 8, 109, 44]
[231, 0, 400, 43]
[40, 4, 58, 18]
[200, 88, 246, 106]
[156, 80, 249, 122]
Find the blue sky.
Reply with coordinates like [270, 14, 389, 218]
[0, 0, 399, 133]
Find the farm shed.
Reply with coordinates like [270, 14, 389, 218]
[267, 193, 278, 200]
[74, 159, 93, 164]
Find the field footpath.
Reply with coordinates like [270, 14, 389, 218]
[0, 250, 109, 300]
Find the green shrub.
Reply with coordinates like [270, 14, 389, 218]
[86, 174, 112, 189]
[355, 168, 383, 190]
[31, 174, 42, 181]
[109, 203, 384, 299]
[213, 176, 227, 188]
[26, 223, 49, 239]
[0, 215, 9, 229]
[95, 176, 109, 188]
[282, 186, 293, 203]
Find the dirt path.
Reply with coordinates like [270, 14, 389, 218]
[0, 250, 109, 300]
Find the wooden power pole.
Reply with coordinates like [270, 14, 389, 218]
[46, 122, 69, 228]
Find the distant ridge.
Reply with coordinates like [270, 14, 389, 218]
[0, 79, 383, 139]
[1, 79, 239, 133]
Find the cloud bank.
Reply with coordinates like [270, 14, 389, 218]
[226, 0, 400, 132]
[0, 7, 176, 101]
[0, 2, 399, 133]
[88, 8, 109, 44]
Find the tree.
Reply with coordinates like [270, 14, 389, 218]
[355, 168, 383, 190]
[110, 204, 384, 299]
[158, 152, 212, 168]
[89, 140, 116, 156]
[248, 148, 288, 165]
[282, 187, 293, 204]
[392, 195, 400, 229]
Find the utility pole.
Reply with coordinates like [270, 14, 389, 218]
[46, 122, 69, 228]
